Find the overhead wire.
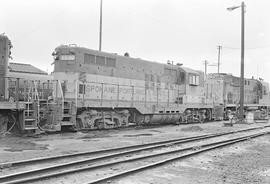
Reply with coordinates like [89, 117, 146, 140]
[223, 44, 270, 50]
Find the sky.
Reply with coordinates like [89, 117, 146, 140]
[1, 0, 270, 82]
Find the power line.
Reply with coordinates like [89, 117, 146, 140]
[223, 44, 270, 50]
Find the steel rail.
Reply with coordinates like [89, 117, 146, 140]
[0, 132, 227, 181]
[0, 134, 210, 168]
[1, 130, 269, 184]
[87, 131, 269, 184]
[1, 125, 268, 169]
[0, 125, 268, 182]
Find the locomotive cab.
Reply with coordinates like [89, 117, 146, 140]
[177, 67, 205, 104]
[52, 46, 77, 73]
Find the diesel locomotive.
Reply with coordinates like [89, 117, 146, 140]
[50, 45, 227, 130]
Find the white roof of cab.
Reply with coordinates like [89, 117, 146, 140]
[180, 67, 201, 75]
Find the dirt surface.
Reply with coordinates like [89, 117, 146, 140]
[116, 135, 270, 184]
[180, 125, 204, 132]
[0, 121, 270, 183]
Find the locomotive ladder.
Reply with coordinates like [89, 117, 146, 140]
[22, 81, 40, 133]
[22, 101, 38, 132]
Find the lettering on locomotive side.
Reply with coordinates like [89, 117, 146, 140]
[84, 84, 132, 95]
[87, 85, 117, 93]
[78, 81, 187, 103]
[119, 87, 132, 94]
[88, 85, 102, 93]
[86, 84, 137, 94]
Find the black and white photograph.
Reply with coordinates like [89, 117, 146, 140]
[0, 0, 270, 183]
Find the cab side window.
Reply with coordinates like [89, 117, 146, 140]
[189, 74, 199, 86]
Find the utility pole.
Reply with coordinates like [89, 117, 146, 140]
[227, 1, 246, 122]
[203, 60, 208, 80]
[99, 0, 103, 51]
[217, 45, 222, 73]
[239, 1, 245, 122]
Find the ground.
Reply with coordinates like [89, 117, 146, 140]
[116, 134, 270, 184]
[0, 121, 270, 184]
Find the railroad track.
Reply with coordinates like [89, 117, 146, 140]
[0, 125, 270, 184]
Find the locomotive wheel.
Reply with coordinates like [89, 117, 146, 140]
[95, 121, 105, 129]
[76, 118, 83, 130]
[178, 116, 185, 124]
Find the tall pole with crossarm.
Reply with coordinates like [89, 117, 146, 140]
[217, 45, 222, 74]
[240, 2, 245, 122]
[99, 0, 103, 51]
[227, 2, 245, 122]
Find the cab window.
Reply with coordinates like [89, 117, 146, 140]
[59, 54, 75, 61]
[189, 74, 199, 86]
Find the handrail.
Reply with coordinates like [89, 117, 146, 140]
[58, 80, 65, 115]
